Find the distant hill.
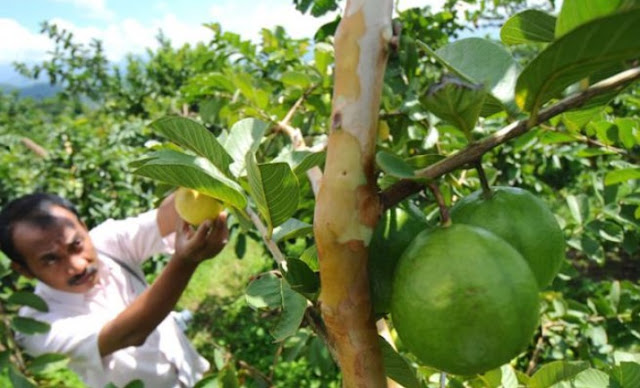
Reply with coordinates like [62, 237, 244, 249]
[0, 82, 62, 99]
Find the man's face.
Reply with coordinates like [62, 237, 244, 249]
[11, 205, 99, 294]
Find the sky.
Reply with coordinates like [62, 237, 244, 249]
[0, 0, 451, 85]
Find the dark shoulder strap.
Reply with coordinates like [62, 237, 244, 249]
[96, 249, 148, 288]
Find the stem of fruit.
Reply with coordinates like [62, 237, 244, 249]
[475, 161, 492, 199]
[313, 1, 393, 386]
[428, 182, 450, 226]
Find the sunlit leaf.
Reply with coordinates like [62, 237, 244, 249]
[223, 118, 269, 177]
[556, 0, 626, 38]
[501, 9, 556, 45]
[516, 9, 640, 113]
[132, 149, 247, 209]
[272, 218, 313, 243]
[605, 168, 640, 186]
[529, 361, 590, 388]
[419, 38, 519, 113]
[246, 155, 300, 235]
[150, 116, 233, 174]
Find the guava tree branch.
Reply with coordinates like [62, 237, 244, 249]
[245, 207, 286, 265]
[380, 66, 640, 210]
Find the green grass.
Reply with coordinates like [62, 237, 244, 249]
[178, 234, 272, 311]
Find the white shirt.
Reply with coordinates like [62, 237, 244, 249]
[17, 209, 210, 388]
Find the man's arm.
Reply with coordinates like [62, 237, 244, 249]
[156, 191, 179, 237]
[97, 214, 228, 357]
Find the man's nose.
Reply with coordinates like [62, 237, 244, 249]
[66, 254, 86, 275]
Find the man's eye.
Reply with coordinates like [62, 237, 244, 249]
[72, 239, 83, 249]
[43, 256, 57, 265]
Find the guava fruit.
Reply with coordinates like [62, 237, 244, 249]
[390, 224, 539, 376]
[174, 187, 223, 226]
[368, 206, 428, 314]
[450, 186, 564, 288]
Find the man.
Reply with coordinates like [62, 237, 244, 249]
[0, 192, 228, 387]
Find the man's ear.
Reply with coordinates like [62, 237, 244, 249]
[11, 261, 34, 279]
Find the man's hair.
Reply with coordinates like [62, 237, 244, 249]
[0, 193, 80, 266]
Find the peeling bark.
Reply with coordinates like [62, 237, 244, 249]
[313, 1, 393, 386]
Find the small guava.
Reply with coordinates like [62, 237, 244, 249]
[174, 187, 223, 226]
[450, 186, 565, 288]
[368, 206, 427, 314]
[390, 224, 539, 376]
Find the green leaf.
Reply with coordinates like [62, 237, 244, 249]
[284, 258, 319, 296]
[8, 365, 36, 388]
[217, 363, 240, 388]
[562, 105, 605, 132]
[291, 151, 326, 178]
[246, 155, 300, 235]
[376, 151, 416, 179]
[566, 194, 590, 224]
[419, 38, 519, 112]
[300, 245, 319, 272]
[422, 76, 487, 137]
[572, 368, 610, 388]
[611, 362, 640, 388]
[223, 118, 269, 177]
[234, 233, 246, 259]
[132, 149, 247, 209]
[479, 365, 519, 388]
[314, 42, 334, 77]
[149, 116, 233, 173]
[556, 0, 625, 38]
[11, 316, 50, 334]
[272, 218, 313, 243]
[7, 291, 48, 312]
[529, 360, 590, 388]
[245, 273, 282, 309]
[516, 9, 640, 113]
[271, 279, 307, 341]
[378, 336, 421, 388]
[27, 353, 69, 375]
[123, 379, 145, 388]
[501, 9, 556, 45]
[605, 168, 640, 186]
[281, 71, 312, 89]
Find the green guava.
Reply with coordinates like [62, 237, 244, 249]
[368, 206, 427, 314]
[390, 224, 539, 376]
[450, 186, 565, 288]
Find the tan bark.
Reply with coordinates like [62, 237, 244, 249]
[313, 1, 393, 386]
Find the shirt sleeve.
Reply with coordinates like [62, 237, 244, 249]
[17, 313, 105, 377]
[89, 209, 175, 266]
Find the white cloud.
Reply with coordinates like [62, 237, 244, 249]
[51, 0, 116, 21]
[209, 2, 338, 42]
[0, 18, 53, 63]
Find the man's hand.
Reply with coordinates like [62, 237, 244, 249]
[173, 213, 229, 264]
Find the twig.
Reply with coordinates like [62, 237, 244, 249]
[381, 67, 640, 210]
[526, 329, 546, 375]
[246, 207, 286, 266]
[428, 183, 450, 226]
[21, 137, 48, 158]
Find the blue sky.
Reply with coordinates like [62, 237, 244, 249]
[0, 0, 465, 85]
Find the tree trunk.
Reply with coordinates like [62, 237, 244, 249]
[313, 1, 393, 386]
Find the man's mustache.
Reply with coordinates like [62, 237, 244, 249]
[68, 263, 98, 286]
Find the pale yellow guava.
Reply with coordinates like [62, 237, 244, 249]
[174, 187, 223, 225]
